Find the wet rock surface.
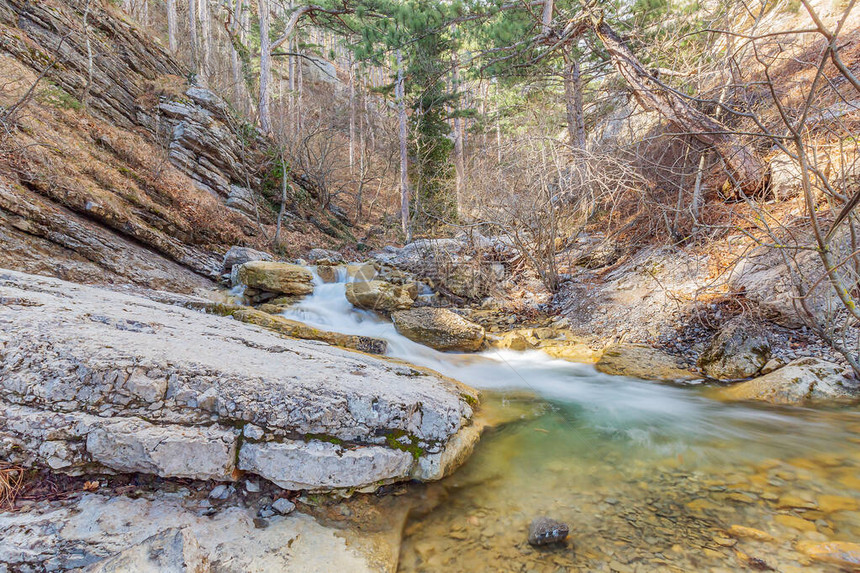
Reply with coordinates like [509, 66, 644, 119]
[346, 280, 416, 312]
[221, 246, 273, 276]
[392, 308, 486, 352]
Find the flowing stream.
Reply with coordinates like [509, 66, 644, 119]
[284, 269, 860, 572]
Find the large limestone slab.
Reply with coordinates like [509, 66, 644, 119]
[0, 269, 478, 490]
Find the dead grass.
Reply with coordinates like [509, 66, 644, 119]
[0, 463, 24, 510]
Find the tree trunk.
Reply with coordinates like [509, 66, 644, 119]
[563, 45, 585, 148]
[188, 0, 199, 76]
[592, 20, 767, 191]
[258, 0, 272, 133]
[541, 0, 554, 36]
[452, 48, 464, 216]
[228, 0, 242, 110]
[396, 50, 410, 241]
[82, 0, 93, 111]
[349, 54, 355, 175]
[199, 0, 211, 82]
[166, 0, 177, 52]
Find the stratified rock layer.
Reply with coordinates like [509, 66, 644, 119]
[0, 269, 479, 492]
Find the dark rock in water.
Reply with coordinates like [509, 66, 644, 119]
[528, 517, 569, 546]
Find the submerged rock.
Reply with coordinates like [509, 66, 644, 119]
[697, 318, 770, 380]
[0, 269, 478, 492]
[528, 517, 570, 546]
[345, 280, 415, 312]
[392, 308, 485, 352]
[236, 261, 314, 296]
[715, 357, 856, 404]
[595, 344, 698, 382]
[796, 540, 860, 567]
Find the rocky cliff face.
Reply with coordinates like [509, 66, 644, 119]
[0, 0, 275, 292]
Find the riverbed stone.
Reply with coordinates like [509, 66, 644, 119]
[716, 357, 857, 404]
[595, 344, 698, 382]
[392, 308, 485, 352]
[697, 318, 770, 380]
[236, 261, 314, 296]
[796, 540, 860, 567]
[230, 308, 387, 354]
[272, 498, 296, 515]
[527, 517, 569, 546]
[345, 280, 415, 312]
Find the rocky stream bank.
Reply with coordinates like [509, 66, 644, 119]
[3, 236, 860, 572]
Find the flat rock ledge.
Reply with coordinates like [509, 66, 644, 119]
[0, 492, 394, 572]
[0, 270, 479, 492]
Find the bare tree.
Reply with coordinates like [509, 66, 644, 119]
[166, 0, 178, 52]
[396, 49, 410, 241]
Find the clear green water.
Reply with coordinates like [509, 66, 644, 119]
[398, 387, 860, 572]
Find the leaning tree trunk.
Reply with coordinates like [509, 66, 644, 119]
[592, 20, 768, 191]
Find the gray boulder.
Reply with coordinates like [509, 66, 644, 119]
[307, 248, 344, 264]
[697, 318, 770, 380]
[222, 246, 272, 275]
[392, 308, 486, 352]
